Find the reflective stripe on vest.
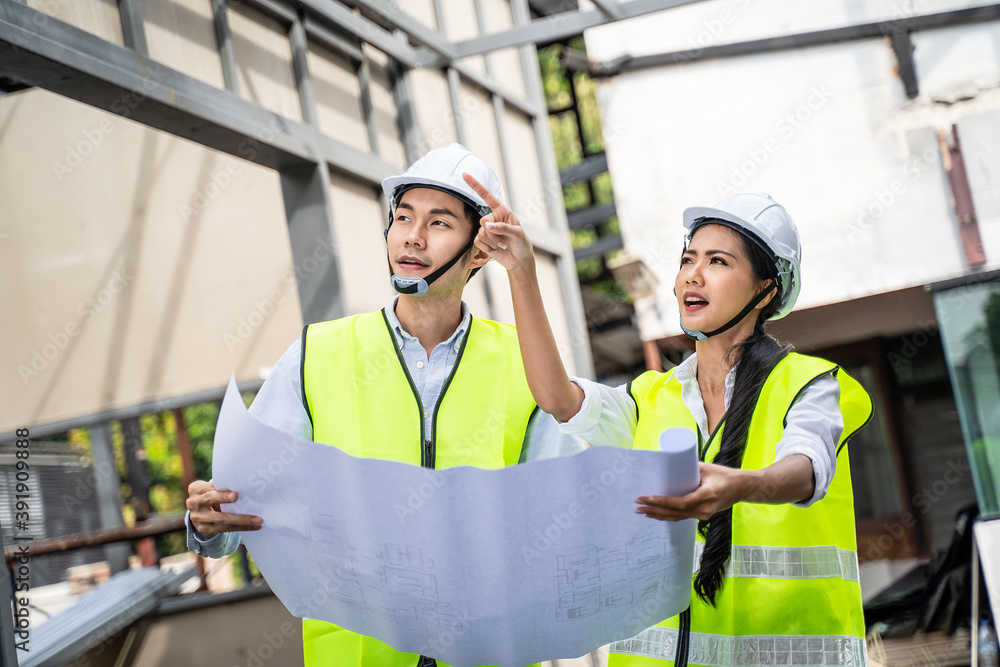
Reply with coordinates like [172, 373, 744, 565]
[692, 542, 860, 583]
[610, 627, 868, 666]
[300, 310, 538, 667]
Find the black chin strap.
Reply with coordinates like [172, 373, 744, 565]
[682, 281, 777, 340]
[383, 227, 477, 294]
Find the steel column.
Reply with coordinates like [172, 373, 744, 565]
[280, 161, 347, 324]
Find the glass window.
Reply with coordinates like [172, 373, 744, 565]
[934, 279, 1000, 517]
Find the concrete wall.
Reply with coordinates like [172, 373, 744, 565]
[584, 0, 1000, 341]
[0, 90, 301, 435]
[1, 0, 577, 434]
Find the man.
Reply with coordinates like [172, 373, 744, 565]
[186, 144, 582, 666]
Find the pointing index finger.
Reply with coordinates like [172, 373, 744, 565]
[462, 172, 504, 211]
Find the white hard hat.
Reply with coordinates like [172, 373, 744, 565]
[381, 143, 504, 217]
[683, 193, 802, 320]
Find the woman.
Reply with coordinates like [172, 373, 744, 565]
[464, 177, 873, 667]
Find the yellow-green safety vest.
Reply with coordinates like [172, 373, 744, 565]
[299, 310, 539, 667]
[609, 352, 874, 667]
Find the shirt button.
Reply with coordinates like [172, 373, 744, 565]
[423, 410, 429, 419]
[417, 361, 424, 369]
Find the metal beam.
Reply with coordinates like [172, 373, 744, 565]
[304, 15, 364, 63]
[574, 233, 622, 260]
[493, 94, 516, 207]
[280, 162, 347, 324]
[359, 52, 382, 156]
[567, 202, 617, 230]
[889, 29, 918, 99]
[560, 152, 608, 185]
[242, 0, 297, 24]
[590, 0, 623, 20]
[0, 377, 263, 444]
[89, 424, 130, 575]
[290, 16, 319, 126]
[447, 67, 466, 144]
[3, 517, 185, 564]
[388, 31, 420, 163]
[451, 60, 537, 117]
[0, 1, 397, 182]
[344, 0, 455, 61]
[510, 0, 595, 378]
[211, 0, 239, 93]
[294, 0, 428, 68]
[593, 3, 1000, 76]
[451, 0, 708, 59]
[117, 0, 148, 55]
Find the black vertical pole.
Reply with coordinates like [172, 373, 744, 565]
[0, 522, 20, 666]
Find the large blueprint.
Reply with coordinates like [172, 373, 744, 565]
[212, 377, 698, 667]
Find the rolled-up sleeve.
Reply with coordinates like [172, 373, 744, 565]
[185, 508, 242, 558]
[558, 377, 637, 449]
[777, 374, 843, 508]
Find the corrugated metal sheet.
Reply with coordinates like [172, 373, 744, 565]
[24, 565, 197, 667]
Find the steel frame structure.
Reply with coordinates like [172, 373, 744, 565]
[0, 0, 694, 442]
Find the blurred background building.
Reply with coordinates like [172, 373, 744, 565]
[1, 0, 999, 665]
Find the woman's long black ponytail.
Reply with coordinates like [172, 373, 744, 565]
[691, 226, 793, 607]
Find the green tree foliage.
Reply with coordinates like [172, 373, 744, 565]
[539, 39, 628, 304]
[99, 396, 249, 557]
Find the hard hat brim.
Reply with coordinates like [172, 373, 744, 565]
[684, 205, 758, 232]
[381, 175, 490, 216]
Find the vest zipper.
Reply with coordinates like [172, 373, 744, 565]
[380, 311, 429, 468]
[380, 310, 474, 471]
[427, 322, 472, 470]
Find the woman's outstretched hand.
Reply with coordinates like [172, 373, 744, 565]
[462, 172, 535, 274]
[635, 462, 748, 522]
[635, 454, 816, 521]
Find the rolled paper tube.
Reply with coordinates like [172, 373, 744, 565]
[658, 427, 701, 497]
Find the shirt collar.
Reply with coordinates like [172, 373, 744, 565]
[673, 353, 738, 388]
[383, 295, 471, 351]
